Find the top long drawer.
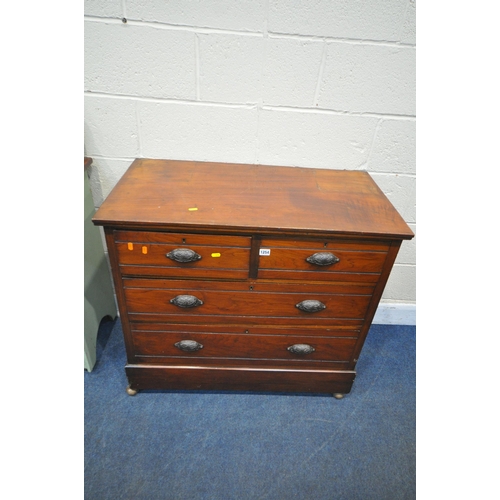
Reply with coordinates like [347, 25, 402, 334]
[114, 231, 251, 279]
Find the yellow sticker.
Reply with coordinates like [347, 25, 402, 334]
[211, 253, 221, 258]
[188, 207, 198, 211]
[127, 242, 133, 251]
[142, 246, 148, 254]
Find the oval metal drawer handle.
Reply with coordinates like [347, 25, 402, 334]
[306, 252, 339, 266]
[287, 343, 316, 355]
[170, 295, 204, 308]
[296, 299, 326, 313]
[175, 340, 204, 352]
[166, 248, 202, 263]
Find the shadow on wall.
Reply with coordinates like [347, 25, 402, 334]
[84, 122, 106, 209]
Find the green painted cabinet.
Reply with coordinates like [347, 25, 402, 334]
[84, 158, 116, 371]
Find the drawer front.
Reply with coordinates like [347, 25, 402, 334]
[258, 238, 389, 282]
[131, 327, 357, 362]
[114, 231, 251, 279]
[123, 280, 371, 324]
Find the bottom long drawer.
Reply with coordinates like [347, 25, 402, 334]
[126, 364, 356, 395]
[133, 329, 357, 362]
[130, 324, 358, 364]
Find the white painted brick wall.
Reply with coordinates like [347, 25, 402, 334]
[258, 110, 378, 169]
[198, 33, 263, 103]
[84, 95, 139, 157]
[84, 0, 121, 19]
[85, 22, 196, 100]
[138, 101, 259, 163]
[268, 0, 410, 41]
[263, 38, 324, 107]
[84, 0, 416, 315]
[318, 43, 416, 115]
[125, 0, 267, 32]
[368, 120, 416, 174]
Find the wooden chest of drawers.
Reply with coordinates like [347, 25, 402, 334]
[93, 159, 413, 397]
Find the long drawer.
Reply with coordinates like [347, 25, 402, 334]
[123, 279, 373, 325]
[130, 326, 357, 363]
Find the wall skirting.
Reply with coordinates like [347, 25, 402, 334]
[373, 303, 416, 326]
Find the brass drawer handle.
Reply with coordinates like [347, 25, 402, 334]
[166, 248, 202, 263]
[296, 300, 326, 313]
[287, 343, 315, 355]
[170, 295, 204, 308]
[306, 252, 339, 266]
[175, 340, 204, 352]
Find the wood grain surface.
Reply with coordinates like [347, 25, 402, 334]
[93, 159, 414, 239]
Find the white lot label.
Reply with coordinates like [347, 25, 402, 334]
[259, 248, 271, 256]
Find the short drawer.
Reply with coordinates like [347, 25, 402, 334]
[123, 279, 372, 326]
[258, 238, 389, 282]
[114, 230, 251, 279]
[130, 325, 357, 363]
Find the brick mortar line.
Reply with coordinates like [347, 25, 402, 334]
[84, 91, 416, 120]
[195, 34, 201, 100]
[371, 172, 416, 178]
[254, 0, 270, 164]
[85, 155, 137, 162]
[262, 105, 416, 120]
[313, 43, 328, 106]
[84, 91, 257, 109]
[83, 16, 416, 47]
[84, 16, 263, 37]
[268, 32, 415, 48]
[364, 119, 383, 171]
[379, 298, 416, 302]
[134, 101, 142, 157]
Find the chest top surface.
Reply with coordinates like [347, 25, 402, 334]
[92, 159, 413, 240]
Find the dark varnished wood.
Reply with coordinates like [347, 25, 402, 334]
[118, 265, 251, 280]
[133, 356, 353, 371]
[349, 240, 403, 369]
[130, 322, 361, 337]
[94, 159, 414, 396]
[128, 312, 366, 329]
[116, 243, 250, 278]
[131, 329, 357, 361]
[123, 284, 372, 321]
[257, 237, 388, 280]
[125, 364, 356, 394]
[116, 243, 250, 268]
[93, 159, 414, 240]
[104, 227, 138, 364]
[260, 237, 391, 251]
[115, 230, 250, 247]
[258, 248, 387, 274]
[114, 230, 251, 279]
[122, 278, 376, 295]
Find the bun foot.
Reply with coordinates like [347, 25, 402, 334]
[332, 393, 344, 399]
[126, 385, 138, 396]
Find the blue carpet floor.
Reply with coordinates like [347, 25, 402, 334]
[84, 319, 416, 500]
